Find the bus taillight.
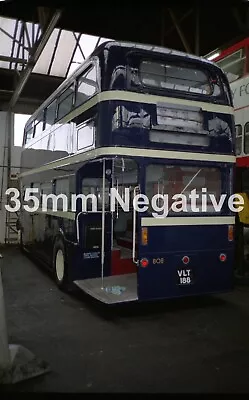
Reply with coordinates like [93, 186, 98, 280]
[219, 253, 227, 262]
[182, 256, 190, 265]
[140, 258, 149, 268]
[228, 225, 234, 242]
[141, 227, 148, 245]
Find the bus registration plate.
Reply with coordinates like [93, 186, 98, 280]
[177, 268, 193, 285]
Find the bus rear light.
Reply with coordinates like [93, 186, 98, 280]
[219, 253, 227, 262]
[228, 225, 234, 242]
[141, 227, 148, 245]
[182, 256, 190, 265]
[140, 258, 149, 268]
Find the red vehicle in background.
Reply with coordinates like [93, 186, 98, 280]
[211, 38, 249, 269]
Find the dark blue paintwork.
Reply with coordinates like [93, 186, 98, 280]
[19, 40, 235, 302]
[98, 102, 234, 155]
[138, 231, 234, 300]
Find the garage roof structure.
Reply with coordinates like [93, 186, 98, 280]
[0, 0, 248, 113]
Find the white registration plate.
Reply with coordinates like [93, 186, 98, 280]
[177, 268, 193, 285]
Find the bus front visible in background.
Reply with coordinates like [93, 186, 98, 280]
[212, 38, 249, 268]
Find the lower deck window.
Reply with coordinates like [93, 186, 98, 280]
[146, 164, 222, 215]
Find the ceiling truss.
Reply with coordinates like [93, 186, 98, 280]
[0, 2, 247, 114]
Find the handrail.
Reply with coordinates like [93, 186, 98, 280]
[101, 159, 106, 289]
[132, 186, 139, 265]
[76, 211, 86, 243]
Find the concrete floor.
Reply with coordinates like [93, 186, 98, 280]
[2, 247, 249, 393]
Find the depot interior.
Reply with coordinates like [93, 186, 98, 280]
[1, 1, 249, 393]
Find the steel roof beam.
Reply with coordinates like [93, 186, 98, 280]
[195, 6, 200, 56]
[168, 8, 192, 54]
[232, 7, 247, 32]
[8, 9, 62, 110]
[163, 9, 193, 39]
[0, 55, 27, 64]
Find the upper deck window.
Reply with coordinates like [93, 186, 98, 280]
[57, 83, 75, 120]
[216, 49, 245, 83]
[45, 99, 57, 129]
[139, 60, 216, 96]
[75, 65, 98, 107]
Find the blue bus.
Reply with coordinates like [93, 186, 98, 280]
[18, 41, 236, 304]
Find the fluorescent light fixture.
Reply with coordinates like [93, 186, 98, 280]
[207, 52, 221, 61]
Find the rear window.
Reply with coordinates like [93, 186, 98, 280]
[146, 164, 222, 215]
[139, 60, 217, 96]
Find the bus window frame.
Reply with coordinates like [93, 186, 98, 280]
[53, 175, 72, 211]
[75, 62, 99, 108]
[139, 59, 213, 96]
[125, 51, 229, 105]
[244, 122, 249, 155]
[24, 122, 34, 145]
[56, 81, 76, 121]
[76, 117, 96, 152]
[213, 38, 249, 80]
[144, 161, 224, 216]
[33, 110, 45, 139]
[235, 124, 242, 156]
[216, 47, 246, 83]
[44, 98, 57, 130]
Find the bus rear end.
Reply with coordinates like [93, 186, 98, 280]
[105, 44, 236, 301]
[135, 160, 235, 301]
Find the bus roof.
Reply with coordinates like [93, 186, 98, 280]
[92, 40, 216, 66]
[24, 40, 223, 129]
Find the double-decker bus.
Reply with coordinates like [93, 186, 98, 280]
[18, 40, 236, 304]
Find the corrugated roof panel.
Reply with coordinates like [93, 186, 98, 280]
[49, 30, 76, 77]
[80, 34, 99, 59]
[0, 16, 114, 79]
[0, 17, 16, 57]
[32, 28, 60, 75]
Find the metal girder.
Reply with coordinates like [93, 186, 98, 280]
[47, 28, 62, 75]
[0, 26, 29, 52]
[232, 7, 246, 32]
[23, 22, 32, 50]
[0, 55, 27, 64]
[37, 7, 51, 31]
[14, 22, 25, 70]
[65, 32, 82, 78]
[73, 32, 85, 60]
[168, 8, 192, 54]
[8, 9, 62, 110]
[195, 6, 200, 56]
[164, 9, 193, 39]
[9, 20, 19, 70]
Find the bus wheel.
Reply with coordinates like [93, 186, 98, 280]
[53, 239, 68, 290]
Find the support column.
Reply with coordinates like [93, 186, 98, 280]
[0, 10, 62, 385]
[0, 267, 10, 372]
